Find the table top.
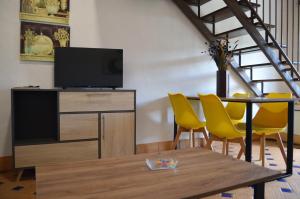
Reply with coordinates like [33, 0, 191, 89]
[187, 96, 297, 103]
[36, 148, 281, 199]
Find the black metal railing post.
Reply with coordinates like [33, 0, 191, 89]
[297, 0, 300, 71]
[197, 0, 200, 18]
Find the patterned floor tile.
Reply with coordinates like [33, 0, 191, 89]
[277, 178, 287, 182]
[281, 187, 293, 193]
[221, 192, 233, 198]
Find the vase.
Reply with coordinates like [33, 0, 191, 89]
[216, 70, 229, 97]
[58, 39, 68, 47]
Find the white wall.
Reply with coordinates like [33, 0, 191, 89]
[0, 0, 244, 157]
[10, 0, 299, 157]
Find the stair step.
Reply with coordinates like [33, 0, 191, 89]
[231, 43, 288, 54]
[185, 0, 211, 6]
[215, 22, 275, 39]
[292, 61, 300, 65]
[251, 78, 300, 83]
[240, 61, 290, 69]
[280, 60, 300, 66]
[201, 1, 260, 23]
[240, 63, 272, 69]
[281, 68, 292, 72]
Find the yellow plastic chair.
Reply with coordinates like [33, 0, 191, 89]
[199, 94, 246, 158]
[252, 93, 292, 166]
[226, 93, 250, 124]
[168, 93, 209, 149]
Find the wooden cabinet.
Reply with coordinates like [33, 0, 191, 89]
[12, 88, 136, 169]
[101, 112, 135, 158]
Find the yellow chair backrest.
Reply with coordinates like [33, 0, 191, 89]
[226, 93, 250, 120]
[168, 93, 203, 129]
[253, 93, 292, 128]
[199, 94, 242, 139]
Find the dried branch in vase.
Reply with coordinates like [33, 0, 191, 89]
[201, 38, 238, 71]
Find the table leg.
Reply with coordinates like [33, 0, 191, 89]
[253, 182, 265, 199]
[286, 101, 294, 175]
[245, 102, 253, 162]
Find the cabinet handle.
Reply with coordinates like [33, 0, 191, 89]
[86, 93, 112, 97]
[102, 115, 105, 140]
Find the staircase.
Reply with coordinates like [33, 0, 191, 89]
[173, 0, 300, 97]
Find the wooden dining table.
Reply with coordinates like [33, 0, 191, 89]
[36, 148, 281, 199]
[183, 96, 296, 178]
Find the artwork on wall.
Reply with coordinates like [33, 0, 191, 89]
[20, 0, 70, 25]
[20, 21, 70, 62]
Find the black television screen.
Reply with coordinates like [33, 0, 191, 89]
[54, 47, 123, 88]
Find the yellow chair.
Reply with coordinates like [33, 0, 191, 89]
[168, 93, 209, 149]
[252, 93, 292, 166]
[226, 93, 250, 124]
[199, 94, 246, 158]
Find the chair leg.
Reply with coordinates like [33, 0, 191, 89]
[274, 132, 287, 165]
[192, 131, 196, 147]
[260, 135, 265, 167]
[237, 148, 243, 159]
[237, 138, 245, 160]
[222, 139, 227, 155]
[202, 127, 209, 143]
[172, 127, 182, 150]
[258, 145, 263, 161]
[226, 141, 229, 156]
[16, 169, 24, 182]
[189, 129, 194, 148]
[206, 137, 214, 151]
[199, 138, 205, 148]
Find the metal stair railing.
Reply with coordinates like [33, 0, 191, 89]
[223, 0, 300, 97]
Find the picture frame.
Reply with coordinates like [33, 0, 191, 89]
[20, 21, 70, 62]
[20, 0, 70, 25]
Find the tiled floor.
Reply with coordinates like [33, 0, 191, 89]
[0, 141, 300, 199]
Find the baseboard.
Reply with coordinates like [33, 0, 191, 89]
[0, 156, 13, 172]
[279, 133, 300, 145]
[136, 139, 205, 154]
[136, 141, 173, 154]
[265, 133, 300, 145]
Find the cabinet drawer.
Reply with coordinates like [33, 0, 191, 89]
[14, 141, 98, 168]
[59, 92, 135, 112]
[60, 114, 98, 141]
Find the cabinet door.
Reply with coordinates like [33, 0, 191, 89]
[101, 112, 135, 158]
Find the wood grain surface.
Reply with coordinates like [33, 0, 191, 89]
[36, 148, 280, 199]
[59, 92, 135, 112]
[100, 112, 135, 158]
[60, 113, 98, 141]
[15, 141, 98, 168]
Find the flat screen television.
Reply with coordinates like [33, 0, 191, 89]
[54, 47, 123, 88]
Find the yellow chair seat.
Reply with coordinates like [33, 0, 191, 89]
[235, 123, 283, 136]
[226, 93, 250, 123]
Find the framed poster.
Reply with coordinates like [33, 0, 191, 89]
[20, 0, 70, 25]
[20, 21, 70, 62]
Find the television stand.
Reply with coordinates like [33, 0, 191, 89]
[12, 87, 136, 180]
